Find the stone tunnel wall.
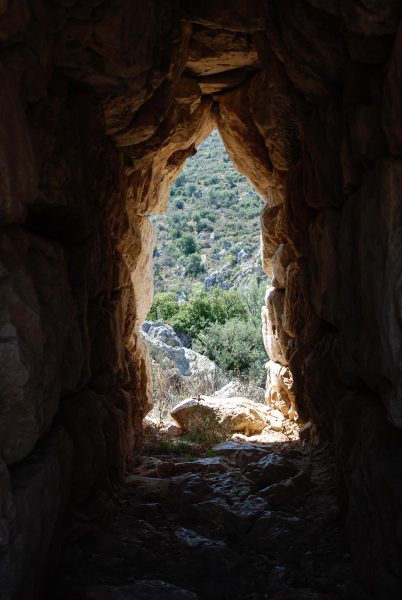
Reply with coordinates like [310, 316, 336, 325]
[1, 1, 402, 599]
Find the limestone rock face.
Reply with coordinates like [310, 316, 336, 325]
[141, 321, 221, 381]
[0, 1, 402, 597]
[213, 381, 265, 404]
[265, 360, 297, 421]
[186, 29, 259, 76]
[262, 287, 290, 366]
[216, 85, 278, 202]
[271, 244, 294, 290]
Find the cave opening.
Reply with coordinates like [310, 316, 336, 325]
[1, 2, 402, 599]
[141, 127, 293, 441]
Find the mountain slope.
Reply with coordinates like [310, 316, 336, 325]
[151, 130, 264, 294]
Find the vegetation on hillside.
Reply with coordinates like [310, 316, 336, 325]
[147, 130, 269, 387]
[151, 130, 264, 293]
[148, 282, 267, 385]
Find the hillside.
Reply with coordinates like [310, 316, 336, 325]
[151, 130, 265, 294]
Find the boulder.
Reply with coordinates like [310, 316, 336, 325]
[245, 453, 299, 487]
[265, 360, 297, 420]
[142, 416, 183, 437]
[160, 420, 183, 437]
[142, 321, 182, 347]
[84, 581, 198, 600]
[245, 511, 306, 553]
[212, 441, 272, 468]
[213, 381, 265, 403]
[172, 457, 228, 476]
[259, 471, 311, 509]
[141, 321, 223, 381]
[171, 395, 272, 435]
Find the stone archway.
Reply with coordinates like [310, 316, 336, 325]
[1, 2, 402, 598]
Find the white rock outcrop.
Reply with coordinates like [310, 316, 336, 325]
[213, 381, 265, 403]
[141, 321, 223, 382]
[171, 395, 277, 435]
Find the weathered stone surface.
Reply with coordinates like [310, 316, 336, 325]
[84, 581, 198, 600]
[171, 396, 272, 435]
[282, 262, 307, 339]
[212, 441, 270, 468]
[336, 392, 402, 600]
[186, 28, 259, 76]
[245, 511, 306, 552]
[140, 320, 221, 381]
[0, 459, 14, 550]
[340, 0, 401, 36]
[308, 210, 340, 325]
[197, 69, 251, 94]
[181, 1, 266, 32]
[215, 84, 280, 203]
[249, 69, 301, 172]
[383, 23, 402, 155]
[61, 390, 111, 504]
[0, 61, 37, 223]
[127, 98, 213, 215]
[271, 244, 293, 289]
[303, 103, 343, 208]
[262, 287, 290, 366]
[0, 230, 81, 464]
[259, 470, 311, 509]
[260, 203, 287, 264]
[0, 429, 73, 600]
[266, 360, 297, 420]
[245, 453, 299, 488]
[338, 160, 402, 429]
[213, 381, 265, 403]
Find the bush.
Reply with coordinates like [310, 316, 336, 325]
[170, 287, 246, 339]
[148, 292, 180, 321]
[171, 226, 182, 239]
[178, 233, 198, 256]
[185, 182, 196, 196]
[185, 253, 205, 277]
[174, 173, 186, 188]
[194, 317, 266, 385]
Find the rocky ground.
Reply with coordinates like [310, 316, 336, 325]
[46, 434, 372, 600]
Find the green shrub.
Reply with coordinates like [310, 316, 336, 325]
[185, 253, 205, 277]
[171, 226, 182, 239]
[178, 233, 198, 256]
[169, 287, 246, 339]
[194, 317, 266, 385]
[185, 182, 196, 196]
[148, 292, 180, 321]
[174, 173, 186, 188]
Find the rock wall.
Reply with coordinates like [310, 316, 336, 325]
[0, 1, 402, 599]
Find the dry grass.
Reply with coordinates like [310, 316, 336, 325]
[149, 360, 227, 424]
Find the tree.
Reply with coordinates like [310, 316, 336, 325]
[185, 182, 196, 196]
[147, 292, 180, 321]
[178, 233, 198, 255]
[185, 253, 205, 277]
[194, 318, 266, 385]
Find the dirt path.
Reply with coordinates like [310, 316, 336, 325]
[46, 439, 371, 600]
